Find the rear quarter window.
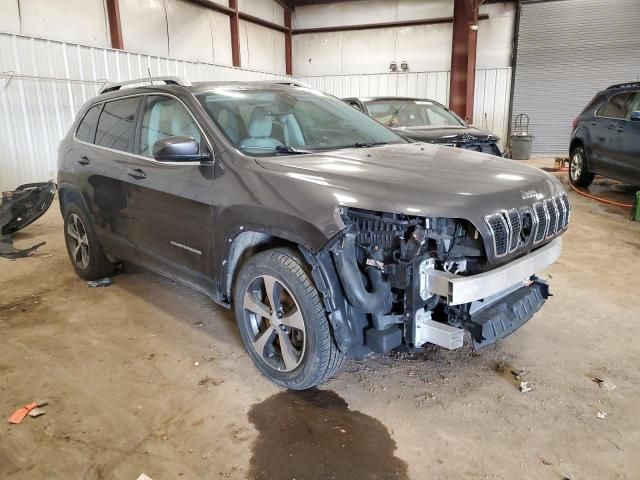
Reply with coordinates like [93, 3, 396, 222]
[75, 104, 102, 143]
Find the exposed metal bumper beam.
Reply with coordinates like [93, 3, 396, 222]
[423, 238, 562, 306]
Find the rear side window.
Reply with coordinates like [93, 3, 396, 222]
[597, 92, 635, 119]
[95, 97, 141, 152]
[75, 104, 102, 143]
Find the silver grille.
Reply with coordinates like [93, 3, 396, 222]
[486, 194, 570, 258]
[506, 209, 522, 252]
[485, 214, 509, 257]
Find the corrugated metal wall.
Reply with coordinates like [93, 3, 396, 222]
[0, 33, 289, 191]
[512, 0, 640, 154]
[296, 68, 512, 144]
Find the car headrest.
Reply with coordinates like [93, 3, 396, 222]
[248, 107, 273, 138]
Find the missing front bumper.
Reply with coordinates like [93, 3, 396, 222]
[421, 237, 562, 306]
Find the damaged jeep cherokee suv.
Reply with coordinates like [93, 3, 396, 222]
[58, 77, 569, 390]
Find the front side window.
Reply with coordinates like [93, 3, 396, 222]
[365, 100, 464, 128]
[197, 87, 404, 156]
[597, 92, 635, 119]
[139, 95, 203, 158]
[76, 104, 102, 143]
[624, 92, 640, 119]
[95, 97, 141, 152]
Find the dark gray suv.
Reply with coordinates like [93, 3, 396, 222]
[58, 77, 569, 389]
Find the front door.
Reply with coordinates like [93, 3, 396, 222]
[125, 94, 216, 293]
[613, 91, 640, 184]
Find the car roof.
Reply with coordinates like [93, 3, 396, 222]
[601, 81, 640, 94]
[346, 96, 438, 102]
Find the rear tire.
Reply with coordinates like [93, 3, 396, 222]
[569, 145, 595, 187]
[63, 203, 114, 280]
[233, 247, 344, 390]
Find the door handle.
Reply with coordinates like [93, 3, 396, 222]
[78, 156, 90, 166]
[127, 168, 147, 180]
[590, 121, 597, 126]
[614, 126, 624, 133]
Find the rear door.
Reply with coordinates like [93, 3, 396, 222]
[74, 96, 142, 261]
[125, 93, 216, 293]
[592, 92, 635, 176]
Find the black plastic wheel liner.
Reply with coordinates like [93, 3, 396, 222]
[0, 181, 57, 236]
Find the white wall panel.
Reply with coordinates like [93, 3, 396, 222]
[239, 21, 286, 74]
[166, 1, 229, 64]
[120, 0, 169, 57]
[0, 33, 289, 191]
[396, 23, 452, 71]
[339, 28, 396, 75]
[477, 2, 515, 69]
[0, 0, 109, 47]
[0, 0, 21, 34]
[239, 0, 285, 27]
[292, 0, 453, 30]
[209, 10, 234, 66]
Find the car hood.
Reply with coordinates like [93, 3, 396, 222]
[255, 143, 563, 222]
[392, 125, 498, 143]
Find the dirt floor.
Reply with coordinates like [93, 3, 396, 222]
[1, 162, 640, 480]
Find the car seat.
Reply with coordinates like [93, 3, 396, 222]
[240, 107, 283, 151]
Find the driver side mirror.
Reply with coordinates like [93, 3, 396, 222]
[153, 136, 208, 162]
[630, 111, 640, 122]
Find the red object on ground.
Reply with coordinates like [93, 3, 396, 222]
[8, 402, 38, 424]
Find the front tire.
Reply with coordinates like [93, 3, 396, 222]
[569, 145, 594, 187]
[63, 203, 114, 280]
[233, 247, 344, 390]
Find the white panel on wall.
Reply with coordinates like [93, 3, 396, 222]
[0, 0, 20, 34]
[339, 28, 396, 75]
[120, 0, 169, 57]
[166, 0, 233, 64]
[17, 0, 109, 47]
[239, 20, 286, 74]
[0, 33, 290, 191]
[396, 23, 452, 71]
[239, 0, 285, 27]
[292, 0, 453, 30]
[210, 10, 234, 66]
[477, 2, 515, 69]
[292, 33, 343, 76]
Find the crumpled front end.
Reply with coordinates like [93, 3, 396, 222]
[322, 203, 567, 355]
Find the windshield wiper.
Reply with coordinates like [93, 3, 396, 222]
[275, 145, 314, 154]
[352, 142, 389, 148]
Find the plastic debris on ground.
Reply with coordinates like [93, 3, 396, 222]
[8, 399, 49, 424]
[592, 377, 616, 391]
[596, 411, 607, 419]
[519, 381, 533, 393]
[0, 181, 56, 259]
[87, 277, 113, 288]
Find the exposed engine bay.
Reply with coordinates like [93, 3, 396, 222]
[325, 207, 554, 355]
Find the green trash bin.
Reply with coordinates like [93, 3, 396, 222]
[510, 114, 534, 160]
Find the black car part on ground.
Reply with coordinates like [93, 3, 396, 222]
[0, 181, 56, 259]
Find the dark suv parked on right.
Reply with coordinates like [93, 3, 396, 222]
[569, 82, 640, 187]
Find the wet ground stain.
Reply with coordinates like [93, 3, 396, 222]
[248, 389, 408, 480]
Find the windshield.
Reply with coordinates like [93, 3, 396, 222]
[196, 87, 405, 155]
[365, 99, 465, 129]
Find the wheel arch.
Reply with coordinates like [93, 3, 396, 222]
[57, 182, 91, 216]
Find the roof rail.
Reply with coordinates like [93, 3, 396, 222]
[99, 76, 191, 94]
[606, 81, 640, 90]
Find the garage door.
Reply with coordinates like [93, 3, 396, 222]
[511, 0, 640, 154]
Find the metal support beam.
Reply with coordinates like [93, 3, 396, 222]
[105, 0, 124, 50]
[449, 0, 480, 123]
[284, 9, 293, 75]
[229, 0, 241, 67]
